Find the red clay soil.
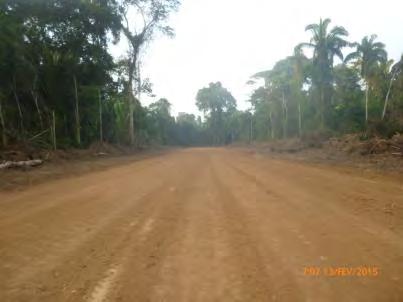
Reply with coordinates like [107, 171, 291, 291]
[0, 148, 402, 301]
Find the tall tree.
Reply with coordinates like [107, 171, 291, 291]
[291, 48, 309, 136]
[251, 70, 276, 139]
[297, 18, 349, 128]
[119, 0, 179, 145]
[269, 58, 295, 138]
[196, 82, 237, 145]
[382, 55, 403, 120]
[345, 35, 387, 124]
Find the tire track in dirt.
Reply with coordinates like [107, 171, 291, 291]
[209, 157, 304, 301]
[2, 181, 166, 301]
[0, 151, 197, 302]
[216, 150, 403, 301]
[227, 152, 403, 251]
[103, 152, 210, 302]
[0, 159, 178, 298]
[88, 265, 121, 302]
[0, 154, 173, 225]
[1, 148, 403, 301]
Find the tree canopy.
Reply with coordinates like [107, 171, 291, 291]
[0, 10, 402, 150]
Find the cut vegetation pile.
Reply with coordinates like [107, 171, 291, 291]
[257, 133, 403, 157]
[249, 132, 403, 173]
[325, 133, 403, 156]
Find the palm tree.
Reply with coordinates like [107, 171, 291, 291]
[297, 18, 349, 129]
[345, 35, 387, 124]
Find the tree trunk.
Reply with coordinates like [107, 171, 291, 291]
[127, 56, 136, 146]
[31, 90, 43, 129]
[382, 71, 396, 120]
[365, 83, 369, 124]
[249, 113, 253, 143]
[319, 85, 325, 129]
[73, 74, 80, 146]
[137, 60, 141, 104]
[99, 88, 103, 142]
[13, 75, 24, 134]
[128, 81, 135, 146]
[52, 110, 57, 150]
[31, 74, 43, 129]
[298, 98, 302, 137]
[269, 106, 274, 140]
[282, 90, 288, 138]
[0, 99, 7, 147]
[121, 10, 147, 146]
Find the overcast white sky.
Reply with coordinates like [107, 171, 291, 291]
[112, 0, 403, 116]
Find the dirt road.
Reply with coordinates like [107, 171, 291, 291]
[1, 148, 402, 301]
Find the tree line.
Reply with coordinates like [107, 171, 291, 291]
[195, 19, 403, 145]
[1, 4, 402, 149]
[0, 0, 182, 149]
[246, 18, 403, 142]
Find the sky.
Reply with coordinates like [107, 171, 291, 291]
[112, 0, 403, 116]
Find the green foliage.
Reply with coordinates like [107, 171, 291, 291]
[146, 98, 175, 144]
[174, 113, 202, 146]
[0, 0, 181, 149]
[297, 18, 349, 128]
[196, 82, 237, 145]
[243, 19, 402, 142]
[0, 8, 402, 150]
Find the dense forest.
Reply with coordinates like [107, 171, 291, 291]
[0, 1, 402, 150]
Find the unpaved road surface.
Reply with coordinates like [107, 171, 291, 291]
[1, 148, 403, 301]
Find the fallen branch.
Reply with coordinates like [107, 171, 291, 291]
[0, 159, 43, 170]
[29, 129, 49, 141]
